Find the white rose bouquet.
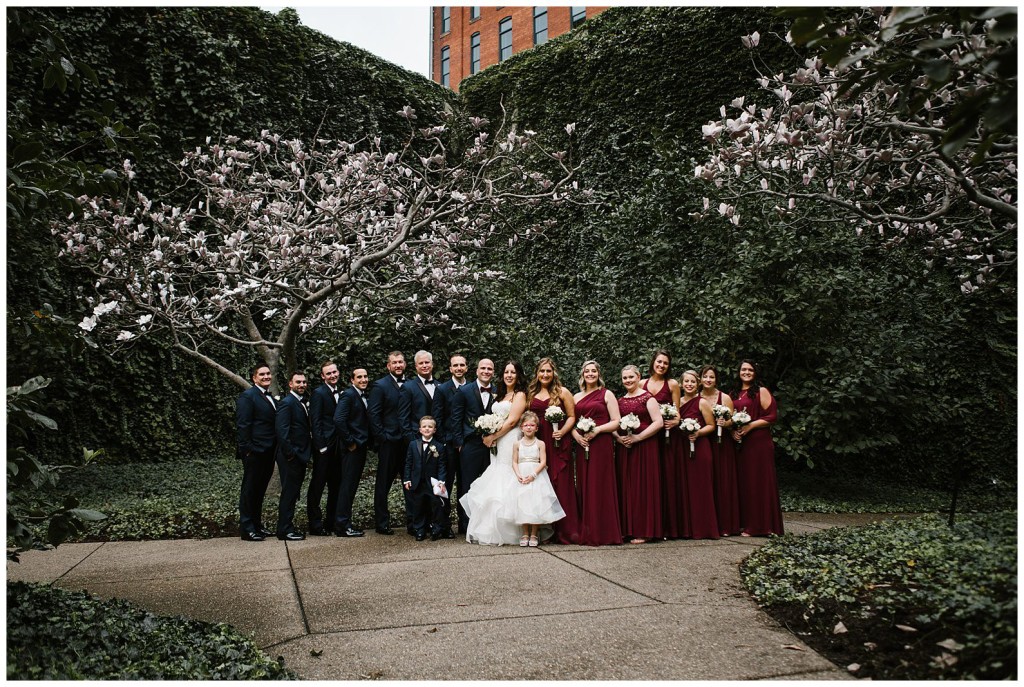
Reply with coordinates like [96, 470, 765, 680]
[680, 417, 702, 455]
[575, 416, 596, 459]
[731, 410, 752, 445]
[711, 404, 732, 444]
[659, 403, 679, 444]
[474, 412, 507, 455]
[619, 413, 640, 436]
[545, 405, 567, 447]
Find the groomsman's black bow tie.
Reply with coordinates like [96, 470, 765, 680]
[479, 386, 492, 393]
[423, 379, 435, 385]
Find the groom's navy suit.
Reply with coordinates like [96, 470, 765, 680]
[306, 382, 341, 533]
[450, 382, 495, 533]
[367, 374, 412, 531]
[333, 384, 370, 532]
[275, 391, 312, 536]
[236, 384, 278, 536]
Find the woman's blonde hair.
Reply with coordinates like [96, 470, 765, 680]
[528, 357, 565, 407]
[578, 359, 606, 391]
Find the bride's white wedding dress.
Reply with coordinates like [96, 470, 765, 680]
[460, 400, 522, 545]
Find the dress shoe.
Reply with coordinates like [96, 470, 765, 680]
[309, 526, 331, 536]
[415, 532, 427, 541]
[375, 527, 394, 535]
[337, 527, 364, 537]
[439, 530, 456, 539]
[257, 527, 273, 537]
[240, 531, 265, 542]
[277, 531, 306, 541]
[430, 532, 440, 541]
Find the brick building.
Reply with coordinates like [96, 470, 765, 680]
[430, 6, 608, 91]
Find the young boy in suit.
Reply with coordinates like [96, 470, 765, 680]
[403, 416, 447, 541]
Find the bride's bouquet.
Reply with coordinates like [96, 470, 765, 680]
[544, 406, 567, 447]
[680, 417, 702, 455]
[474, 412, 506, 455]
[659, 403, 678, 445]
[731, 410, 752, 445]
[575, 417, 596, 460]
[711, 404, 732, 444]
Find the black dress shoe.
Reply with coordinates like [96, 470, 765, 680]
[241, 531, 265, 542]
[415, 532, 427, 541]
[375, 527, 394, 535]
[309, 526, 330, 536]
[277, 531, 306, 541]
[430, 532, 440, 541]
[439, 531, 456, 539]
[257, 527, 273, 537]
[337, 527, 364, 537]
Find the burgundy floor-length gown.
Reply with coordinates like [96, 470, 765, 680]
[530, 396, 581, 544]
[710, 390, 741, 536]
[733, 388, 784, 536]
[644, 380, 684, 538]
[574, 389, 622, 546]
[680, 396, 719, 540]
[617, 392, 663, 540]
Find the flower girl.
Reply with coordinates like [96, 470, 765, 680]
[512, 411, 566, 547]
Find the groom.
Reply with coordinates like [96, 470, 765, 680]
[450, 358, 495, 534]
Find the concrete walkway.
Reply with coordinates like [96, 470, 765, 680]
[7, 513, 889, 680]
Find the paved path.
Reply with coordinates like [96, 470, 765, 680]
[7, 513, 888, 680]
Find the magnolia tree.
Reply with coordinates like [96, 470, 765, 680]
[55, 108, 587, 389]
[692, 7, 1017, 295]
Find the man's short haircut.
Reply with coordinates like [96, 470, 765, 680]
[321, 360, 337, 373]
[388, 350, 405, 360]
[250, 363, 271, 378]
[414, 350, 433, 363]
[289, 370, 307, 380]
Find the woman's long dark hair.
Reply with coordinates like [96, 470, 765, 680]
[734, 359, 763, 400]
[496, 359, 527, 397]
[647, 348, 673, 379]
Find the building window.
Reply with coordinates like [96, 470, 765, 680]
[441, 46, 450, 88]
[571, 7, 586, 28]
[533, 7, 548, 45]
[441, 7, 450, 34]
[470, 32, 481, 74]
[498, 17, 512, 61]
[470, 6, 480, 21]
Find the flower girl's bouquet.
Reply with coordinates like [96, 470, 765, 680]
[659, 404, 678, 445]
[680, 417, 702, 455]
[731, 410, 752, 445]
[575, 417, 596, 459]
[545, 406, 567, 447]
[711, 404, 732, 444]
[474, 413, 506, 455]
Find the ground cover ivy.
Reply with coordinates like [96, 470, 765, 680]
[6, 581, 296, 679]
[741, 512, 1017, 679]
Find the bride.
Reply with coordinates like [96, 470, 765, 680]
[461, 360, 528, 545]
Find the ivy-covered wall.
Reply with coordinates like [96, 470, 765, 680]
[456, 6, 1016, 486]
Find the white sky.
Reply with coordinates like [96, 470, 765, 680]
[257, 5, 432, 77]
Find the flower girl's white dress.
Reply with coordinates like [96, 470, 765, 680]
[512, 438, 566, 526]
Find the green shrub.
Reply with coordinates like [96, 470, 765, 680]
[741, 512, 1017, 679]
[6, 581, 296, 679]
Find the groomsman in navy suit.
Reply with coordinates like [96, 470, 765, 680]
[333, 367, 370, 537]
[275, 370, 311, 541]
[434, 353, 468, 536]
[403, 416, 448, 541]
[236, 363, 277, 542]
[450, 358, 496, 534]
[306, 360, 342, 536]
[367, 351, 412, 535]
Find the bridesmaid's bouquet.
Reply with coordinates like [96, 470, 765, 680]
[680, 417, 702, 455]
[659, 404, 679, 445]
[474, 413, 506, 455]
[619, 413, 640, 437]
[731, 410, 752, 445]
[711, 404, 732, 444]
[575, 417, 597, 460]
[545, 406, 567, 447]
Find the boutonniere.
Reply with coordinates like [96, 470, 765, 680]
[428, 445, 439, 458]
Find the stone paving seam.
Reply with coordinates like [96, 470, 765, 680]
[259, 600, 666, 650]
[291, 547, 528, 571]
[283, 541, 312, 636]
[540, 549, 667, 604]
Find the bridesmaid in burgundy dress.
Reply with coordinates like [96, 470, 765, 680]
[528, 357, 580, 544]
[641, 349, 684, 539]
[700, 364, 741, 536]
[732, 360, 784, 536]
[571, 360, 623, 546]
[679, 370, 719, 539]
[615, 365, 665, 544]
